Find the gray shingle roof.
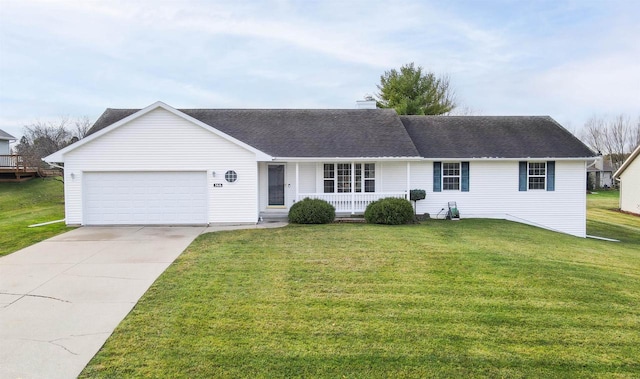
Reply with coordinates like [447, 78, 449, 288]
[87, 108, 595, 159]
[89, 108, 421, 158]
[0, 129, 16, 141]
[400, 116, 596, 158]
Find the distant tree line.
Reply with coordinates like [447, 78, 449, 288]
[14, 116, 92, 168]
[581, 114, 640, 170]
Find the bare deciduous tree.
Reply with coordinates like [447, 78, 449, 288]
[74, 116, 92, 139]
[14, 116, 92, 168]
[581, 113, 640, 170]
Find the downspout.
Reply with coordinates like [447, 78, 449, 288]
[406, 162, 411, 200]
[295, 162, 299, 205]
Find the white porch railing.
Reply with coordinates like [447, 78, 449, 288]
[296, 192, 407, 213]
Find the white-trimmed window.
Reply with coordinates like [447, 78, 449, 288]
[225, 170, 238, 183]
[323, 164, 335, 193]
[528, 162, 546, 190]
[442, 162, 460, 190]
[364, 163, 375, 192]
[337, 163, 351, 193]
[323, 163, 375, 193]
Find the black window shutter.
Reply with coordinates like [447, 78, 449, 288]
[433, 162, 441, 192]
[519, 161, 527, 191]
[461, 162, 469, 192]
[547, 161, 555, 191]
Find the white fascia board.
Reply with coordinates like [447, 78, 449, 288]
[420, 157, 596, 161]
[43, 101, 273, 163]
[265, 156, 594, 163]
[613, 144, 640, 179]
[267, 156, 424, 162]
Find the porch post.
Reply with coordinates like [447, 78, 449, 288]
[351, 161, 355, 214]
[295, 162, 299, 203]
[406, 162, 411, 200]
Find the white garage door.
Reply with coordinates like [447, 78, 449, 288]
[83, 172, 208, 225]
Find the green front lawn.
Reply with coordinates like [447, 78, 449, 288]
[587, 190, 640, 242]
[0, 178, 71, 256]
[82, 192, 640, 378]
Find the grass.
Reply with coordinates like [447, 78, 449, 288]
[587, 190, 640, 243]
[81, 191, 640, 378]
[0, 178, 71, 256]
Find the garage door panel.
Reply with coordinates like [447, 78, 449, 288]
[84, 172, 207, 225]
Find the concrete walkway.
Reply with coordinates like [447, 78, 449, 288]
[0, 223, 286, 379]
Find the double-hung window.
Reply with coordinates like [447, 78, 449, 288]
[323, 163, 375, 193]
[433, 161, 469, 192]
[528, 162, 546, 190]
[323, 164, 335, 193]
[442, 163, 461, 190]
[363, 163, 375, 192]
[519, 161, 555, 191]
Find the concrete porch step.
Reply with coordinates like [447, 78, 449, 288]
[334, 216, 366, 223]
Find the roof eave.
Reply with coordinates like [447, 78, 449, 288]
[266, 156, 424, 162]
[262, 156, 594, 162]
[421, 156, 595, 161]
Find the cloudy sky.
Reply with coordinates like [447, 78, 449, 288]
[1, 0, 638, 141]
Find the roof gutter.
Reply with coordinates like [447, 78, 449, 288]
[268, 156, 424, 162]
[43, 160, 64, 170]
[266, 156, 596, 162]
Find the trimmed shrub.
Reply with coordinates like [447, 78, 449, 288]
[364, 197, 415, 225]
[288, 198, 336, 224]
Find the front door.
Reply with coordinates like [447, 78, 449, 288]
[268, 165, 285, 206]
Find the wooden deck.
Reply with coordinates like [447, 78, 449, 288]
[0, 155, 40, 182]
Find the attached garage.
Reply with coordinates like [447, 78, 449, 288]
[83, 171, 208, 225]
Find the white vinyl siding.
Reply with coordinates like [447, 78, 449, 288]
[618, 155, 640, 215]
[63, 108, 259, 225]
[413, 160, 587, 237]
[379, 162, 407, 192]
[0, 140, 10, 155]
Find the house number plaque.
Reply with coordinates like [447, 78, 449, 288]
[213, 183, 223, 188]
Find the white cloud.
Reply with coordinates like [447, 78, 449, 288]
[1, 0, 639, 139]
[533, 54, 640, 110]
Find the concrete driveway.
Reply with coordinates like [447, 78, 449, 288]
[0, 226, 205, 379]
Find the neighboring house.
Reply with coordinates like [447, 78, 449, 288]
[613, 144, 640, 216]
[0, 129, 16, 155]
[44, 101, 596, 237]
[587, 158, 614, 189]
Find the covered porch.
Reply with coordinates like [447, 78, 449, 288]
[260, 160, 415, 216]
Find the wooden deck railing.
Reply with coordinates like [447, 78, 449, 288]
[0, 155, 29, 171]
[296, 192, 407, 213]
